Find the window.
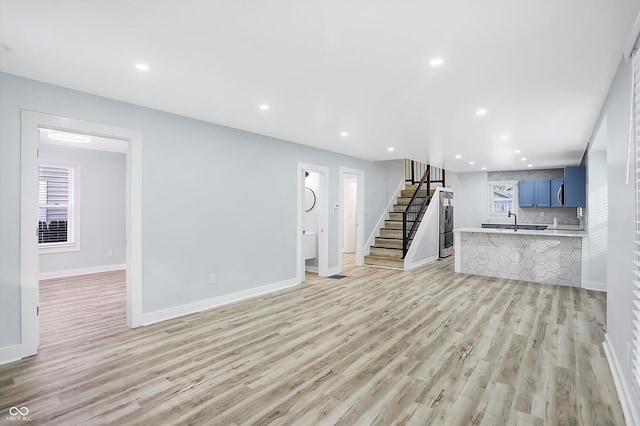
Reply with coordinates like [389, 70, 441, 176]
[38, 160, 81, 253]
[488, 181, 518, 217]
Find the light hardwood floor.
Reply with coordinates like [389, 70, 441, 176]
[0, 256, 624, 425]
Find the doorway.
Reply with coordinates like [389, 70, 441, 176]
[20, 111, 143, 359]
[339, 167, 365, 271]
[37, 128, 127, 348]
[297, 163, 329, 282]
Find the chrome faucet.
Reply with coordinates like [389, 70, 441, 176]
[508, 210, 517, 232]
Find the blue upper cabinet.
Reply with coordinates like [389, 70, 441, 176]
[564, 166, 586, 207]
[551, 178, 564, 207]
[534, 180, 551, 207]
[519, 180, 534, 207]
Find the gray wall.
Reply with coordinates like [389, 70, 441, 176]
[591, 59, 636, 409]
[448, 171, 488, 228]
[38, 144, 126, 273]
[0, 72, 402, 349]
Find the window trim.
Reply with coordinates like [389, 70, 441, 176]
[487, 180, 518, 219]
[38, 158, 81, 254]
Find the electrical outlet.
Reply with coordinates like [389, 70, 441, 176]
[107, 249, 113, 257]
[539, 211, 544, 216]
[209, 273, 216, 285]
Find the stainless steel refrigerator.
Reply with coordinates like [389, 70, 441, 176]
[439, 191, 454, 258]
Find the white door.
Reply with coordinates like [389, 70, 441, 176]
[343, 178, 357, 253]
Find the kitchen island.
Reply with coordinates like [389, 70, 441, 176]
[454, 227, 587, 287]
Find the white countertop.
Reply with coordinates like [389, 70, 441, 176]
[454, 227, 587, 237]
[483, 222, 583, 231]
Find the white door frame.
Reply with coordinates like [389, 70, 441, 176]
[297, 163, 329, 281]
[339, 167, 365, 269]
[20, 110, 143, 358]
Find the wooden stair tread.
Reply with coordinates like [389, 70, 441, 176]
[370, 246, 404, 258]
[364, 255, 405, 267]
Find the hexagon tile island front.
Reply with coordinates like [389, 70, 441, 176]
[454, 229, 585, 287]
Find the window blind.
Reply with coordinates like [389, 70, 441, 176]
[38, 164, 72, 244]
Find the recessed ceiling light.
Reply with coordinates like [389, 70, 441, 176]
[521, 157, 527, 161]
[135, 63, 149, 72]
[481, 167, 487, 170]
[476, 109, 487, 116]
[527, 164, 533, 168]
[514, 150, 521, 154]
[429, 58, 444, 67]
[455, 154, 461, 159]
[259, 104, 269, 111]
[340, 131, 348, 137]
[47, 132, 91, 143]
[387, 147, 395, 152]
[469, 161, 475, 165]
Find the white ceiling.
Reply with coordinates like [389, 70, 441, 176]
[1, 0, 638, 172]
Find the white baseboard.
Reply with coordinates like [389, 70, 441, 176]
[39, 263, 126, 280]
[405, 255, 439, 270]
[0, 344, 22, 366]
[306, 265, 340, 276]
[141, 277, 299, 326]
[325, 266, 341, 277]
[583, 281, 607, 292]
[603, 334, 640, 426]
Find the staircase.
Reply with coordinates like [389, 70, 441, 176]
[364, 161, 445, 269]
[364, 184, 434, 268]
